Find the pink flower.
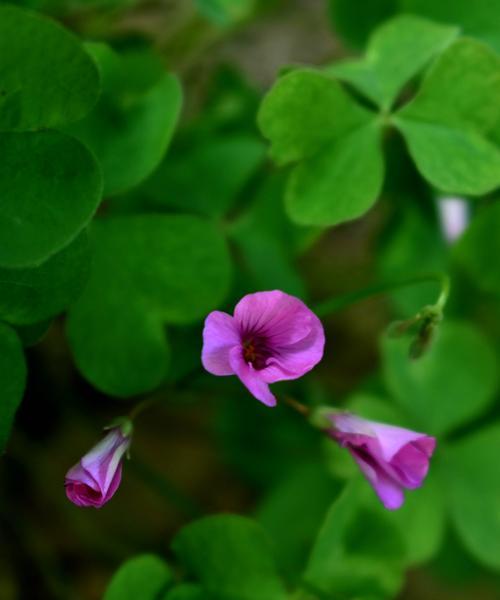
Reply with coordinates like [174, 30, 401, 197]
[65, 427, 131, 508]
[328, 412, 436, 510]
[202, 290, 325, 406]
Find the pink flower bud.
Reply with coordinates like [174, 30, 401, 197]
[328, 412, 436, 510]
[65, 427, 131, 508]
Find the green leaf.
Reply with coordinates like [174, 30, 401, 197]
[285, 122, 385, 226]
[0, 4, 99, 131]
[388, 470, 445, 565]
[396, 120, 500, 195]
[172, 514, 288, 600]
[256, 463, 341, 580]
[139, 134, 265, 217]
[445, 423, 500, 570]
[67, 215, 231, 396]
[454, 201, 500, 296]
[0, 131, 102, 268]
[66, 44, 182, 196]
[104, 554, 172, 600]
[381, 321, 498, 435]
[231, 226, 306, 297]
[403, 0, 500, 54]
[258, 69, 370, 166]
[0, 323, 27, 453]
[0, 232, 90, 325]
[259, 69, 385, 227]
[395, 39, 500, 195]
[327, 15, 458, 110]
[327, 0, 398, 49]
[399, 39, 500, 132]
[229, 174, 311, 297]
[163, 585, 204, 600]
[304, 479, 406, 600]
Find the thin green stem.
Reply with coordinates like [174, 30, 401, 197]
[313, 272, 450, 318]
[128, 397, 156, 422]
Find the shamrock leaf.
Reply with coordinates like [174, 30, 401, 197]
[327, 15, 458, 111]
[172, 515, 287, 600]
[0, 232, 90, 325]
[66, 44, 182, 196]
[0, 4, 99, 131]
[395, 39, 500, 195]
[0, 131, 102, 268]
[258, 69, 384, 226]
[67, 215, 231, 396]
[444, 423, 500, 570]
[104, 555, 173, 600]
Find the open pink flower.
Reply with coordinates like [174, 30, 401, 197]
[328, 412, 436, 510]
[65, 427, 131, 508]
[202, 290, 325, 406]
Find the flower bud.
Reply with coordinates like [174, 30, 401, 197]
[65, 424, 132, 508]
[324, 411, 435, 510]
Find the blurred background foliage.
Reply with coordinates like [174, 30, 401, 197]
[0, 0, 500, 599]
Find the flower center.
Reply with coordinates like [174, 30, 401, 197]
[242, 336, 271, 370]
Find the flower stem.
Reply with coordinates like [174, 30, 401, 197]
[283, 396, 310, 417]
[128, 397, 156, 421]
[313, 272, 451, 318]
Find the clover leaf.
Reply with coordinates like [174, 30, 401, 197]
[67, 215, 231, 396]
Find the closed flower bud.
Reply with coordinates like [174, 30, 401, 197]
[65, 425, 131, 508]
[327, 412, 436, 510]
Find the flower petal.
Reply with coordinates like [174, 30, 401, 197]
[202, 311, 240, 375]
[332, 413, 431, 463]
[350, 448, 405, 510]
[81, 430, 130, 493]
[260, 323, 325, 382]
[391, 437, 435, 489]
[234, 290, 318, 347]
[65, 462, 99, 491]
[229, 346, 276, 406]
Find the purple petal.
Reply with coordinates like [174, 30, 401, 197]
[202, 311, 240, 375]
[365, 421, 432, 462]
[332, 413, 432, 462]
[260, 323, 325, 382]
[391, 438, 435, 488]
[100, 463, 123, 504]
[65, 461, 100, 491]
[234, 290, 319, 347]
[81, 430, 129, 493]
[229, 347, 276, 406]
[350, 448, 405, 510]
[65, 482, 103, 507]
